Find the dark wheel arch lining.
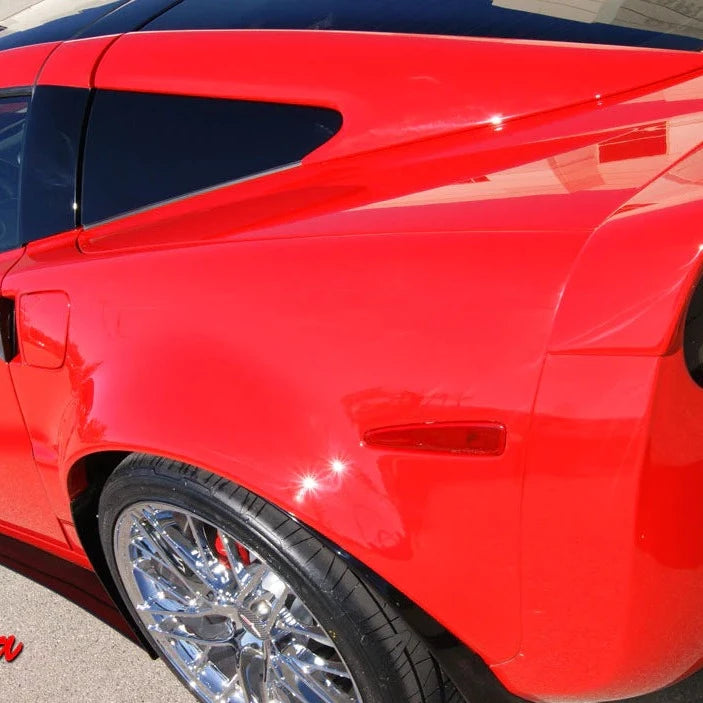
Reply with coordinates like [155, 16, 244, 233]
[69, 450, 526, 703]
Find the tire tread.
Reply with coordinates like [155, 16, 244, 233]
[99, 454, 464, 703]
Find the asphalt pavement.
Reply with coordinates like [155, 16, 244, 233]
[0, 563, 192, 702]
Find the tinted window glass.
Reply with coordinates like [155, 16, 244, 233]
[0, 0, 127, 52]
[145, 0, 703, 51]
[82, 91, 342, 225]
[20, 87, 90, 243]
[0, 95, 29, 252]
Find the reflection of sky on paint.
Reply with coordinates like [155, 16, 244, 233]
[611, 138, 703, 218]
[359, 105, 703, 212]
[0, 0, 125, 52]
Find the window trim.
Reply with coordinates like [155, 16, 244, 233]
[0, 87, 32, 99]
[81, 159, 301, 230]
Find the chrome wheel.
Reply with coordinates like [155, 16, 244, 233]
[113, 502, 364, 703]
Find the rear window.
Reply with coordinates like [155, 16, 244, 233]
[145, 0, 703, 51]
[81, 90, 342, 225]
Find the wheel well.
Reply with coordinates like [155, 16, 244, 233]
[68, 450, 526, 703]
[68, 451, 156, 655]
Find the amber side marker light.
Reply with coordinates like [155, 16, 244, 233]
[363, 422, 506, 456]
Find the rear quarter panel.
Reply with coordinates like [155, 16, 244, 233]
[3, 225, 586, 665]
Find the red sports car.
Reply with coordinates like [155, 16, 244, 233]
[2, 1, 703, 701]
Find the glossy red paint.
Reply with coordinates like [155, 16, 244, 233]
[551, 140, 703, 355]
[17, 291, 70, 369]
[0, 41, 59, 87]
[0, 255, 68, 546]
[95, 31, 703, 161]
[494, 347, 703, 702]
[36, 35, 117, 87]
[2, 27, 703, 703]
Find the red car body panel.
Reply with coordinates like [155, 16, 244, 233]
[0, 246, 69, 549]
[2, 26, 703, 703]
[0, 41, 60, 86]
[92, 31, 703, 161]
[36, 35, 118, 87]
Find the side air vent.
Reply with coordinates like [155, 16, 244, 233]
[0, 297, 16, 362]
[684, 277, 703, 386]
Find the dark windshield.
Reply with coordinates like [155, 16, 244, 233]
[146, 0, 703, 51]
[0, 0, 128, 51]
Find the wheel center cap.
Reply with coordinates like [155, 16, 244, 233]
[238, 608, 269, 640]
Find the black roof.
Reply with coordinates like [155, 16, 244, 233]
[2, 0, 703, 54]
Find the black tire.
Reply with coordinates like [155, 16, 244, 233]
[98, 453, 462, 703]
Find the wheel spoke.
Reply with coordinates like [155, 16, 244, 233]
[132, 560, 195, 607]
[294, 655, 350, 679]
[239, 645, 265, 702]
[131, 517, 197, 594]
[267, 660, 307, 702]
[140, 507, 217, 592]
[262, 585, 289, 636]
[137, 600, 219, 619]
[217, 529, 245, 587]
[186, 514, 221, 585]
[276, 622, 335, 648]
[187, 643, 214, 678]
[148, 622, 234, 646]
[214, 674, 240, 702]
[272, 653, 350, 703]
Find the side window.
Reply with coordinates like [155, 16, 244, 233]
[0, 94, 29, 252]
[81, 91, 343, 225]
[20, 86, 90, 244]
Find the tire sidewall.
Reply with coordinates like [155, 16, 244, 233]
[99, 462, 398, 703]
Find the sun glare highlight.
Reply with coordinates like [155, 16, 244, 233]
[330, 458, 347, 474]
[295, 473, 321, 502]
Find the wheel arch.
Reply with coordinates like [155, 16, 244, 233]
[68, 449, 525, 703]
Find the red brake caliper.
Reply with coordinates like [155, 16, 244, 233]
[214, 534, 251, 567]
